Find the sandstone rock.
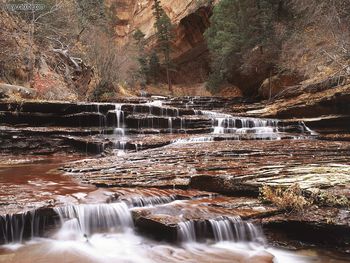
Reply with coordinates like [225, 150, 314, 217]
[262, 207, 350, 252]
[258, 74, 301, 99]
[248, 83, 350, 137]
[111, 0, 216, 85]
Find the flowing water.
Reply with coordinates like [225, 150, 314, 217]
[0, 99, 348, 263]
[0, 198, 348, 263]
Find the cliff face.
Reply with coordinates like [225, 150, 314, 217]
[113, 0, 217, 84]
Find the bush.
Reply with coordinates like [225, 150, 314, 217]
[312, 191, 350, 208]
[90, 81, 116, 101]
[259, 184, 310, 213]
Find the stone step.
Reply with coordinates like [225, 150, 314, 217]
[125, 115, 212, 129]
[120, 104, 195, 116]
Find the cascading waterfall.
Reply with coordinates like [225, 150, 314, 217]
[178, 221, 197, 242]
[168, 117, 173, 133]
[199, 110, 284, 139]
[180, 117, 185, 130]
[114, 104, 125, 137]
[0, 212, 32, 244]
[127, 195, 176, 207]
[54, 203, 133, 237]
[113, 104, 127, 152]
[178, 216, 265, 244]
[212, 116, 279, 136]
[0, 210, 54, 244]
[114, 141, 127, 151]
[209, 216, 264, 243]
[96, 104, 107, 134]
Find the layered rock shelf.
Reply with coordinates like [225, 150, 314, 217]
[1, 96, 350, 257]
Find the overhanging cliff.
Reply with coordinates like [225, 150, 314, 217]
[111, 0, 218, 85]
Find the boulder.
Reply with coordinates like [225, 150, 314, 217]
[258, 74, 301, 99]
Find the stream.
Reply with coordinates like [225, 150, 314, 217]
[0, 97, 349, 262]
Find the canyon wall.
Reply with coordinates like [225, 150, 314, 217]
[112, 0, 218, 84]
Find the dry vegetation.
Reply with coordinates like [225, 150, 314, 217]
[259, 184, 310, 213]
[280, 0, 350, 79]
[0, 0, 138, 101]
[1, 0, 349, 100]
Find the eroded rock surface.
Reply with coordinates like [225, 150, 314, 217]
[1, 96, 350, 254]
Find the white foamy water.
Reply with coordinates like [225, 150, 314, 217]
[0, 201, 343, 263]
[198, 110, 314, 140]
[0, 233, 315, 263]
[54, 203, 133, 236]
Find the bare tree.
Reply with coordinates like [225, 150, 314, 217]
[84, 28, 136, 100]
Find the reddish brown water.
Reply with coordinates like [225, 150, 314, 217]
[0, 155, 349, 263]
[0, 155, 96, 214]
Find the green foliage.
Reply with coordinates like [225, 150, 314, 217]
[204, 0, 281, 92]
[148, 51, 160, 83]
[152, 0, 173, 64]
[133, 29, 148, 86]
[133, 29, 146, 43]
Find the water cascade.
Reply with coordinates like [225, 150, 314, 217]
[178, 216, 265, 244]
[178, 221, 197, 242]
[199, 110, 289, 140]
[168, 117, 173, 133]
[0, 210, 55, 244]
[114, 104, 125, 136]
[54, 203, 133, 237]
[209, 216, 265, 243]
[127, 195, 176, 207]
[96, 104, 107, 134]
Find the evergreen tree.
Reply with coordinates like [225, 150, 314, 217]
[149, 51, 160, 84]
[204, 0, 280, 92]
[133, 29, 148, 86]
[152, 0, 174, 93]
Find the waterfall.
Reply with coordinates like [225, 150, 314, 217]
[198, 110, 284, 139]
[114, 104, 125, 136]
[114, 140, 127, 150]
[168, 117, 173, 133]
[177, 216, 265, 244]
[209, 216, 265, 243]
[96, 104, 107, 133]
[0, 210, 53, 244]
[180, 117, 185, 130]
[127, 195, 176, 207]
[212, 116, 279, 135]
[54, 203, 133, 237]
[178, 221, 197, 242]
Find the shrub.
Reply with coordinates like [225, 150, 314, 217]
[259, 184, 310, 213]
